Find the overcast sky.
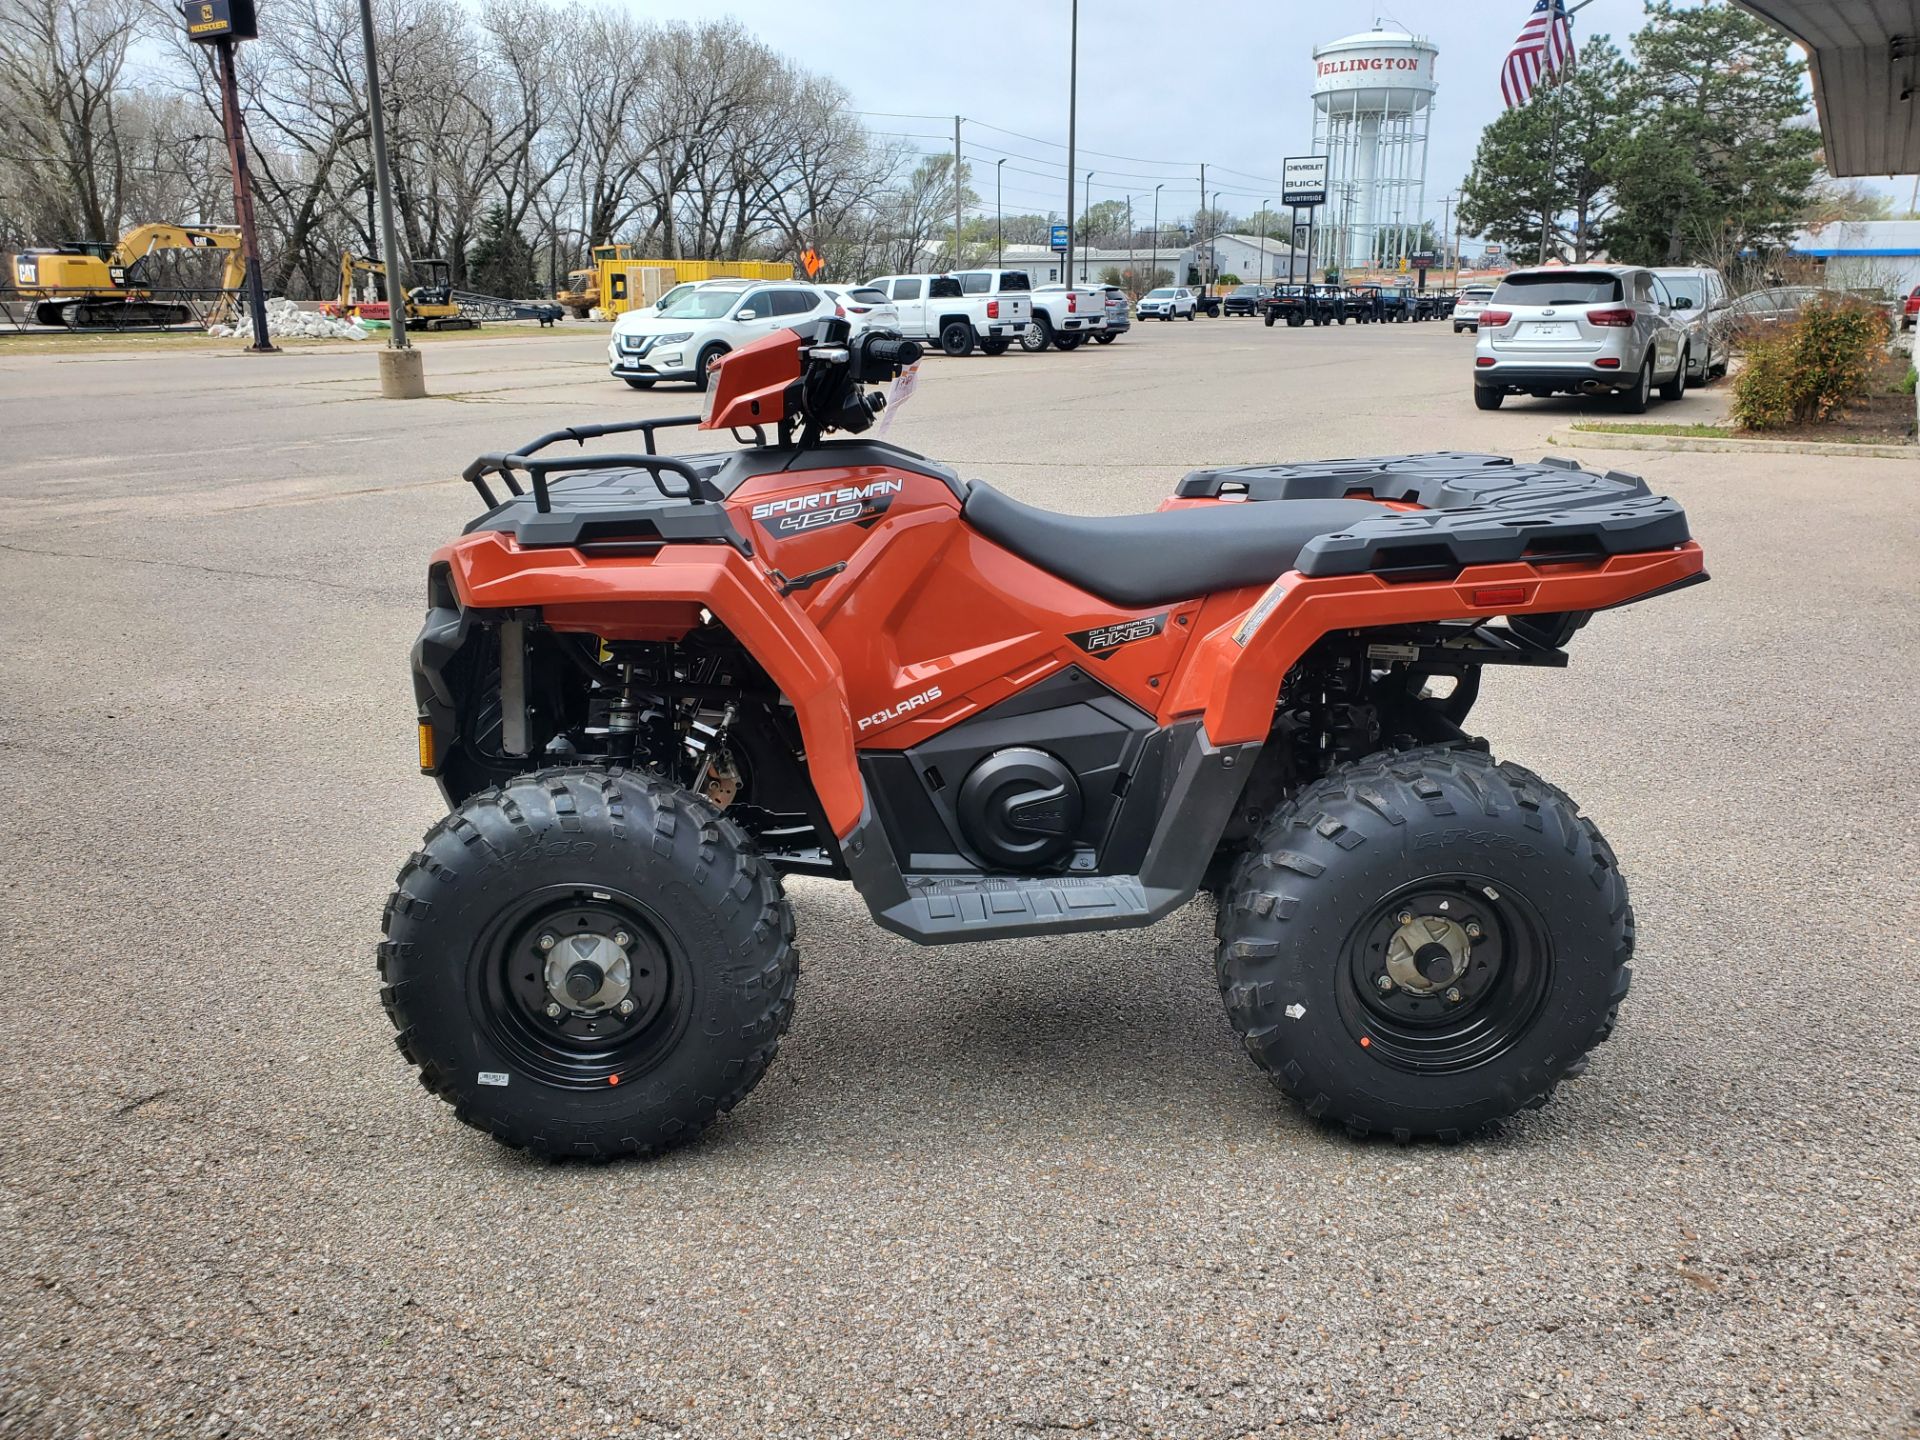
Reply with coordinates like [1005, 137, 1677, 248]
[637, 0, 1911, 227]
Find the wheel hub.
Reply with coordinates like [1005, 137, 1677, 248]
[543, 933, 631, 1014]
[1384, 913, 1471, 995]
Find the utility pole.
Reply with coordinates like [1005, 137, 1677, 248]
[1126, 195, 1134, 293]
[996, 158, 1006, 268]
[1257, 202, 1269, 285]
[1151, 183, 1164, 294]
[1065, 0, 1079, 287]
[1197, 162, 1206, 287]
[357, 0, 423, 395]
[953, 115, 963, 269]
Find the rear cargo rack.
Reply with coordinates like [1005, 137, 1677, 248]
[462, 415, 765, 514]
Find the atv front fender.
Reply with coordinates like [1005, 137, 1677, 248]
[438, 531, 864, 837]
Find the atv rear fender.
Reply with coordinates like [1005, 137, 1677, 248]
[1172, 544, 1707, 744]
[436, 530, 865, 836]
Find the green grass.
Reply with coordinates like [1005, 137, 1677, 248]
[1567, 421, 1738, 439]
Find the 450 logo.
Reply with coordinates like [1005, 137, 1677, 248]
[750, 478, 903, 535]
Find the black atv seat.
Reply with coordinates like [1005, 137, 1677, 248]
[962, 482, 1384, 609]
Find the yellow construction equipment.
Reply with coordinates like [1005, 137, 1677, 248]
[566, 248, 794, 316]
[327, 253, 472, 330]
[5, 223, 246, 327]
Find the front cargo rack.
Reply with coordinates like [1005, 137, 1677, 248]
[462, 414, 765, 514]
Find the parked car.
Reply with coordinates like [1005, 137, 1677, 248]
[1472, 264, 1690, 413]
[1222, 284, 1267, 316]
[1088, 282, 1130, 341]
[864, 273, 1030, 355]
[1901, 283, 1918, 330]
[958, 270, 1105, 351]
[607, 280, 831, 390]
[821, 284, 899, 336]
[1138, 286, 1198, 321]
[1452, 286, 1496, 333]
[1651, 266, 1732, 381]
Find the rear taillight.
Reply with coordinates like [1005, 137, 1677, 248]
[987, 300, 999, 319]
[1068, 293, 1078, 312]
[1586, 307, 1635, 327]
[848, 306, 870, 314]
[834, 303, 845, 318]
[1478, 308, 1512, 328]
[1594, 357, 1620, 369]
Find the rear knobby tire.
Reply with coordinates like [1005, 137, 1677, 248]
[379, 766, 797, 1160]
[1214, 745, 1632, 1141]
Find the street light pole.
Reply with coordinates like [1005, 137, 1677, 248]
[1082, 170, 1093, 282]
[1065, 0, 1078, 289]
[953, 115, 963, 268]
[355, 0, 424, 396]
[1210, 189, 1221, 287]
[1126, 194, 1133, 293]
[1257, 202, 1269, 285]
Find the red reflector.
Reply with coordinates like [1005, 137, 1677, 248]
[1475, 356, 1495, 367]
[987, 299, 999, 320]
[1586, 307, 1635, 327]
[1472, 585, 1529, 607]
[1478, 308, 1512, 328]
[1594, 357, 1620, 369]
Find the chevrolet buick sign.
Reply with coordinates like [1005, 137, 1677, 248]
[1282, 157, 1328, 208]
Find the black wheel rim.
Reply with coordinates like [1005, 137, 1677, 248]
[472, 884, 693, 1089]
[1335, 875, 1553, 1074]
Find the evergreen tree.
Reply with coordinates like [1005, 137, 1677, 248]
[466, 203, 536, 299]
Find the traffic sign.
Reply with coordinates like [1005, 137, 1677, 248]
[1282, 156, 1328, 208]
[1050, 223, 1070, 252]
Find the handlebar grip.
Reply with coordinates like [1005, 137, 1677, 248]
[867, 337, 921, 369]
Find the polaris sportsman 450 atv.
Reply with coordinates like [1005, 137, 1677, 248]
[381, 317, 1705, 1157]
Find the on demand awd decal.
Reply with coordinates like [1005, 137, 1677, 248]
[1067, 612, 1167, 659]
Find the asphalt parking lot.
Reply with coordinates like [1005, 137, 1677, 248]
[2, 318, 1916, 1440]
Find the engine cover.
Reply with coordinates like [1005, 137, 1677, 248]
[956, 747, 1083, 870]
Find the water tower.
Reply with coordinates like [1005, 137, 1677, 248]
[1311, 27, 1437, 274]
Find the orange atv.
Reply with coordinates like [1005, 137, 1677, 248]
[381, 318, 1706, 1157]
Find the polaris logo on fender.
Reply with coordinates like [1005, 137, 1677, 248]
[752, 479, 903, 533]
[1068, 613, 1167, 659]
[858, 684, 942, 732]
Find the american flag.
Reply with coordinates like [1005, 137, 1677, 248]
[1501, 0, 1575, 109]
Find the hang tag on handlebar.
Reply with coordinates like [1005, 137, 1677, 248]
[873, 361, 921, 439]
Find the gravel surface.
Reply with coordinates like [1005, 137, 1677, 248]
[1, 321, 1915, 1439]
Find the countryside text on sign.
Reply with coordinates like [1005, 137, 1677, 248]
[1282, 156, 1328, 208]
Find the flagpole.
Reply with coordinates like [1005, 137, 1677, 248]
[1533, 0, 1589, 265]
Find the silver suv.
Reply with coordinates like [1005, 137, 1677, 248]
[1651, 266, 1731, 382]
[1472, 266, 1689, 413]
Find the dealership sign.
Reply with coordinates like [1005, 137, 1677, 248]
[1282, 156, 1328, 208]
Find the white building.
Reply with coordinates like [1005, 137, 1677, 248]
[1790, 220, 1920, 298]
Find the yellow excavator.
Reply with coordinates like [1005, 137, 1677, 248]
[5, 223, 246, 328]
[327, 252, 473, 329]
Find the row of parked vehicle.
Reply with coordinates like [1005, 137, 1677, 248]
[607, 271, 1134, 388]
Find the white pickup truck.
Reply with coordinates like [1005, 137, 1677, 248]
[950, 268, 1106, 352]
[863, 274, 1031, 356]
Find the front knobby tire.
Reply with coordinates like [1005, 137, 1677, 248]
[379, 766, 797, 1160]
[1214, 746, 1632, 1141]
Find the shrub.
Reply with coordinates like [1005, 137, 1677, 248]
[1731, 296, 1891, 430]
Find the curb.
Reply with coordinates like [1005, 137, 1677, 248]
[1548, 427, 1916, 461]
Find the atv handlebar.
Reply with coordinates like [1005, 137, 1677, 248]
[863, 336, 921, 372]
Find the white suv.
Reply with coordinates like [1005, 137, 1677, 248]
[1137, 286, 1197, 321]
[608, 281, 832, 390]
[1472, 266, 1689, 413]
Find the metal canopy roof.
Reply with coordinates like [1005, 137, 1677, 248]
[1735, 1, 1919, 175]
